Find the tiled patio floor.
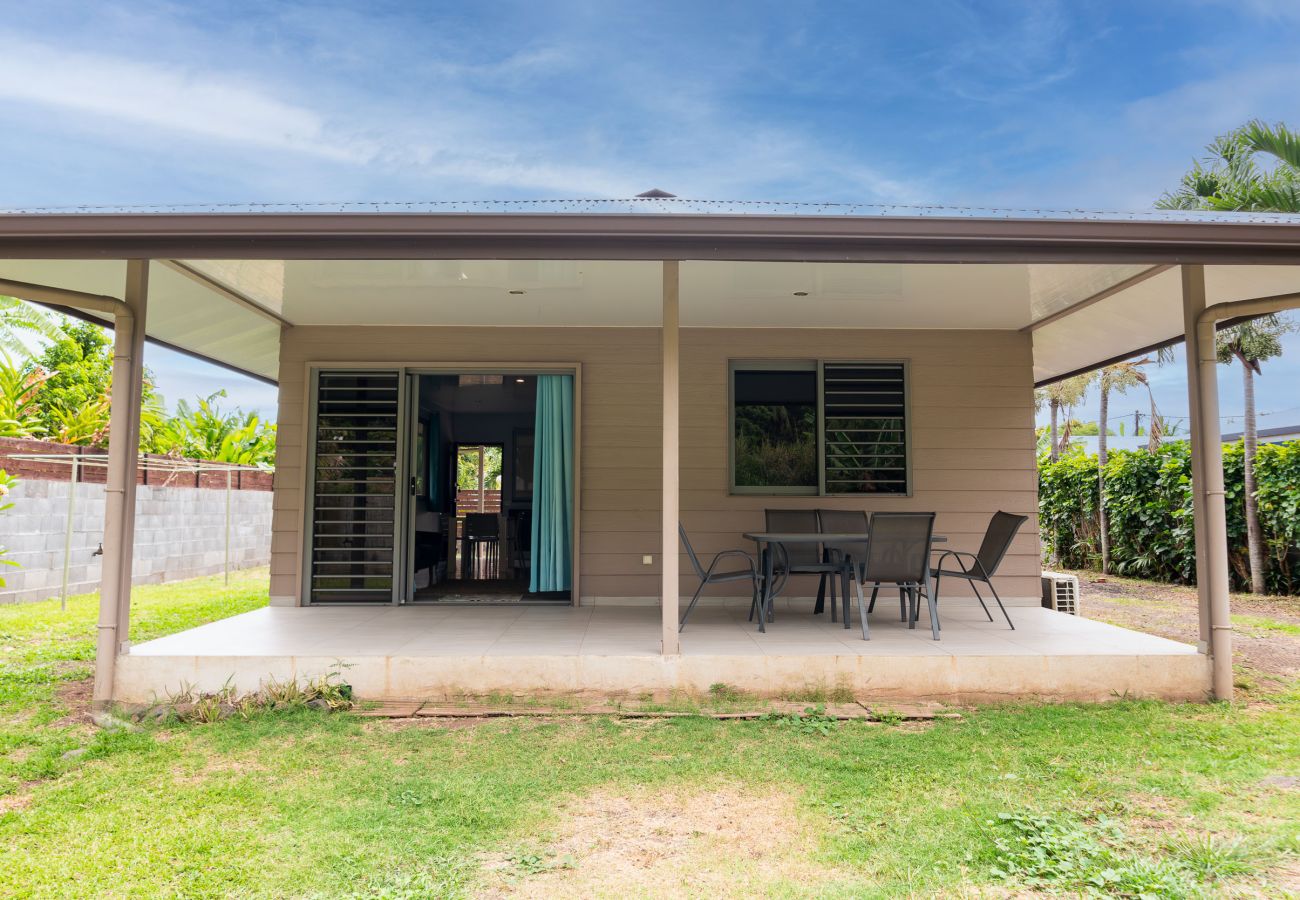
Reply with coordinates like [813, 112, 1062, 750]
[118, 599, 1208, 703]
[131, 598, 1197, 658]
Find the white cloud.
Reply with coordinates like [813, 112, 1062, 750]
[0, 38, 376, 163]
[0, 27, 930, 205]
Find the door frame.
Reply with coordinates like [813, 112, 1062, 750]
[301, 361, 582, 607]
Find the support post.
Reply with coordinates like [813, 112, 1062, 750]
[661, 260, 681, 655]
[92, 259, 148, 708]
[1181, 266, 1211, 652]
[1194, 304, 1234, 701]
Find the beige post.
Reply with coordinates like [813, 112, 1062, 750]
[1192, 288, 1300, 699]
[1180, 266, 1211, 652]
[1193, 310, 1233, 700]
[92, 260, 149, 708]
[661, 260, 681, 655]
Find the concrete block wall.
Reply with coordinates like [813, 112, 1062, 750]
[1, 480, 273, 604]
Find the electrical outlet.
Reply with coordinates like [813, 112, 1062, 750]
[642, 555, 653, 565]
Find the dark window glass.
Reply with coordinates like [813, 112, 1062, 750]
[733, 369, 817, 489]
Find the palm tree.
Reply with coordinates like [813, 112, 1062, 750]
[1035, 373, 1095, 461]
[1157, 121, 1300, 212]
[0, 297, 63, 356]
[1218, 315, 1294, 593]
[1096, 359, 1151, 574]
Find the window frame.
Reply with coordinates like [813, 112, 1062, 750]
[727, 358, 912, 498]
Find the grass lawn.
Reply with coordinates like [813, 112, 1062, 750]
[2, 571, 1299, 898]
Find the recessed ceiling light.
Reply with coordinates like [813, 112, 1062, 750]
[509, 289, 526, 295]
[515, 377, 526, 384]
[792, 291, 808, 297]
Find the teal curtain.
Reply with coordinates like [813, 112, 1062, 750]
[530, 375, 574, 592]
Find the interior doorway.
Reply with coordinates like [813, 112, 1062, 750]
[406, 372, 573, 603]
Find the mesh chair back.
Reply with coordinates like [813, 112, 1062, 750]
[464, 513, 499, 540]
[765, 509, 821, 567]
[862, 512, 935, 584]
[817, 509, 869, 561]
[678, 524, 708, 580]
[974, 511, 1028, 576]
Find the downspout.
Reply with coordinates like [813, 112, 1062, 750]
[1195, 289, 1300, 700]
[0, 278, 134, 706]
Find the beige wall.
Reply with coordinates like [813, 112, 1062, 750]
[270, 326, 1040, 605]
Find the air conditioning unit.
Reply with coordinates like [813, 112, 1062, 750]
[1041, 572, 1080, 615]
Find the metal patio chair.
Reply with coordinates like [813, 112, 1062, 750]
[816, 509, 870, 628]
[678, 524, 760, 631]
[764, 508, 841, 623]
[931, 510, 1027, 630]
[857, 512, 938, 641]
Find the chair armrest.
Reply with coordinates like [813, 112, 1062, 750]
[931, 549, 976, 574]
[706, 549, 757, 576]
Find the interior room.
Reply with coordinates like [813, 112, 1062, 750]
[410, 372, 571, 603]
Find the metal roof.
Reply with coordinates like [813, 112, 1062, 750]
[3, 197, 1300, 224]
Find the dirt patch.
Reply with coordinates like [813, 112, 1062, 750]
[0, 792, 33, 814]
[1073, 572, 1300, 692]
[380, 716, 491, 732]
[49, 676, 95, 727]
[476, 784, 854, 899]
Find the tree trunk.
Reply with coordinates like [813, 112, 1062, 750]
[1242, 360, 1266, 593]
[1098, 386, 1110, 574]
[1049, 400, 1059, 462]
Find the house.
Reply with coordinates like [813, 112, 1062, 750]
[1221, 424, 1300, 444]
[3, 199, 1299, 705]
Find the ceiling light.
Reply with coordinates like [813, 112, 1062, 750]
[515, 377, 526, 384]
[792, 291, 808, 297]
[509, 289, 526, 295]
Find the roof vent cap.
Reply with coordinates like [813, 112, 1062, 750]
[635, 188, 677, 198]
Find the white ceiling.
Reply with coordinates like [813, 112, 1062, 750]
[3, 257, 1298, 385]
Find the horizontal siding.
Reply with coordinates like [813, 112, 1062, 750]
[269, 325, 1042, 604]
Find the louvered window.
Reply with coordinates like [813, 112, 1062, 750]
[730, 360, 910, 496]
[308, 371, 400, 603]
[822, 362, 908, 494]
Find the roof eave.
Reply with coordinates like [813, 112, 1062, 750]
[3, 212, 1300, 263]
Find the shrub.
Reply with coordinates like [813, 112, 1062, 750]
[1039, 440, 1300, 593]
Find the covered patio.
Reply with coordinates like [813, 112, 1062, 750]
[115, 600, 1203, 703]
[4, 200, 1300, 704]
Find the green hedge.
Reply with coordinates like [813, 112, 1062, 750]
[1038, 440, 1300, 593]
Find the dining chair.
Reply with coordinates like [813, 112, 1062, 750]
[931, 510, 1027, 630]
[678, 524, 759, 631]
[463, 513, 500, 579]
[816, 509, 869, 628]
[764, 509, 840, 622]
[856, 512, 938, 640]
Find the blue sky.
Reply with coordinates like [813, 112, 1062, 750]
[2, 0, 1298, 426]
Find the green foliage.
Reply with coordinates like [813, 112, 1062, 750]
[0, 350, 52, 438]
[734, 403, 817, 488]
[151, 390, 276, 466]
[456, 445, 503, 491]
[0, 296, 62, 356]
[26, 321, 117, 438]
[988, 811, 1217, 896]
[1216, 313, 1293, 371]
[1039, 441, 1300, 592]
[1157, 120, 1300, 212]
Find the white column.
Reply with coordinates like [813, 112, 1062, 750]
[661, 260, 681, 655]
[92, 260, 148, 707]
[1180, 266, 1211, 653]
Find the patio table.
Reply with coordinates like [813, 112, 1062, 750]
[742, 531, 946, 636]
